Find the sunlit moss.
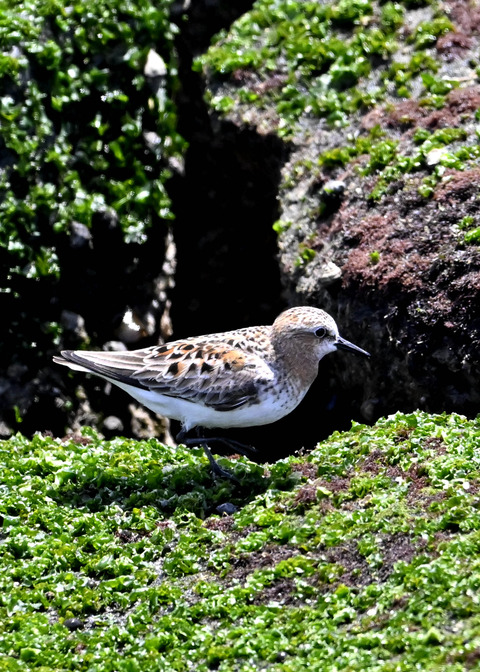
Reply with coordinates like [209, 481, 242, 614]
[0, 0, 185, 285]
[1, 412, 480, 669]
[195, 0, 459, 137]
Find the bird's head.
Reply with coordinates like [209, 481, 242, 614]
[272, 306, 370, 363]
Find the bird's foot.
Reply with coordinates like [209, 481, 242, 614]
[176, 429, 255, 482]
[203, 436, 257, 459]
[176, 429, 256, 457]
[201, 444, 240, 484]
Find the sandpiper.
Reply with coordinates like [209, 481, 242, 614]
[54, 306, 370, 479]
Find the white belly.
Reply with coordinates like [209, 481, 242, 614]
[113, 380, 305, 431]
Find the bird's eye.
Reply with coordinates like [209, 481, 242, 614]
[315, 327, 326, 338]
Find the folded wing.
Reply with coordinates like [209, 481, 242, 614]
[54, 338, 275, 412]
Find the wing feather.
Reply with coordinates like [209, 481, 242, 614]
[55, 336, 274, 412]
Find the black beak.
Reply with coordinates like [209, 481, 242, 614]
[336, 335, 370, 357]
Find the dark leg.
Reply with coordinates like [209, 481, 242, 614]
[176, 428, 257, 458]
[201, 443, 240, 483]
[176, 427, 254, 482]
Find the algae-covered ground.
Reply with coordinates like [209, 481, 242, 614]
[2, 411, 480, 670]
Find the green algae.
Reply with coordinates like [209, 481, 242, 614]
[197, 0, 477, 215]
[317, 123, 475, 202]
[457, 215, 480, 246]
[368, 127, 476, 200]
[1, 412, 480, 669]
[196, 0, 460, 134]
[0, 0, 184, 283]
[0, 0, 187, 427]
[195, 0, 403, 131]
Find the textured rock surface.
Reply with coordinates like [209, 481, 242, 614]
[4, 0, 480, 457]
[196, 0, 480, 443]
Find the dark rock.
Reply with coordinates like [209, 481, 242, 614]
[63, 618, 84, 632]
[216, 502, 237, 515]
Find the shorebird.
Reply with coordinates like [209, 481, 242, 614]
[54, 306, 370, 479]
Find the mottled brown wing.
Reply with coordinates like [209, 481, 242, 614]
[57, 338, 274, 411]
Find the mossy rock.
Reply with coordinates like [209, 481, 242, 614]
[197, 0, 480, 425]
[0, 0, 185, 437]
